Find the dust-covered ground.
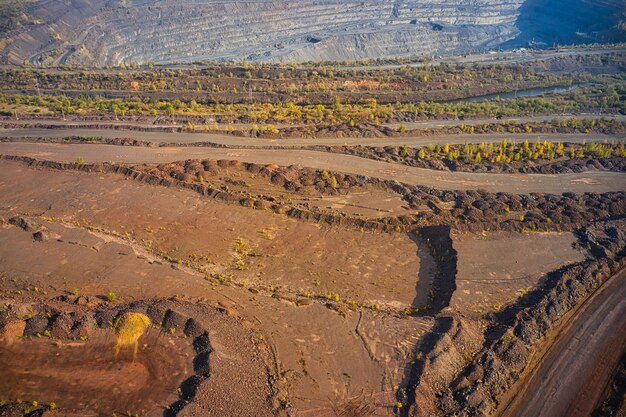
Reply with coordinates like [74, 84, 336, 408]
[0, 149, 623, 417]
[0, 159, 435, 416]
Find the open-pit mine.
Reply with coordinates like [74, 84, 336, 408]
[0, 1, 625, 417]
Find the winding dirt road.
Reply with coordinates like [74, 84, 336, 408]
[1, 126, 624, 148]
[500, 268, 626, 417]
[1, 142, 625, 194]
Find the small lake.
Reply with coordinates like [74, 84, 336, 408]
[446, 83, 591, 104]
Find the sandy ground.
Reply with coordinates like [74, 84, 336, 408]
[0, 160, 435, 414]
[1, 127, 624, 148]
[1, 142, 625, 194]
[0, 138, 622, 415]
[0, 160, 432, 308]
[0, 330, 193, 415]
[0, 218, 419, 415]
[451, 231, 586, 316]
[500, 268, 626, 417]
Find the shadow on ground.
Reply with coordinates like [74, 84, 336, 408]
[503, 0, 625, 47]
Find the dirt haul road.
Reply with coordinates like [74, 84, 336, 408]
[1, 142, 625, 194]
[1, 127, 624, 148]
[501, 268, 626, 417]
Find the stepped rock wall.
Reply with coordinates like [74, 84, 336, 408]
[0, 0, 622, 66]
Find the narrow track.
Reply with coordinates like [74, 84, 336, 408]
[1, 125, 623, 148]
[1, 142, 625, 194]
[500, 268, 626, 417]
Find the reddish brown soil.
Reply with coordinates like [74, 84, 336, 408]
[2, 124, 624, 147]
[451, 231, 586, 316]
[0, 330, 191, 416]
[0, 160, 435, 415]
[1, 142, 624, 194]
[0, 147, 622, 416]
[0, 160, 435, 309]
[0, 51, 623, 417]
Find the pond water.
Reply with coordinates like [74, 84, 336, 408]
[447, 83, 591, 104]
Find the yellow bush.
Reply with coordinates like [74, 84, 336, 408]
[114, 312, 151, 358]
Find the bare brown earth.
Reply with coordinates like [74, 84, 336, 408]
[450, 231, 586, 316]
[1, 142, 625, 194]
[1, 126, 624, 148]
[0, 330, 193, 415]
[0, 160, 435, 415]
[0, 132, 623, 415]
[0, 161, 430, 309]
[0, 45, 624, 416]
[427, 219, 626, 417]
[0, 294, 275, 416]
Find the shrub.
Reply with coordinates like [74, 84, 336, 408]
[113, 312, 151, 358]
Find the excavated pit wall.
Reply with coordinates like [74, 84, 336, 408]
[2, 1, 624, 66]
[3, 0, 524, 66]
